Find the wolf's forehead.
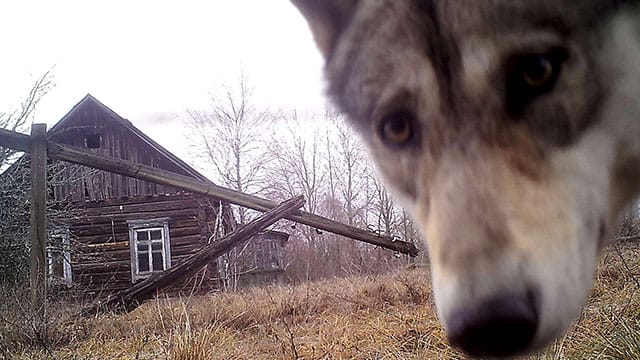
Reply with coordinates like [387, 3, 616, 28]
[327, 0, 617, 124]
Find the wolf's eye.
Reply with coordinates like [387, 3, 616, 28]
[522, 57, 555, 88]
[506, 47, 568, 115]
[379, 111, 416, 147]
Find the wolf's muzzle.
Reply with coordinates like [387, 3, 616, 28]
[447, 289, 539, 357]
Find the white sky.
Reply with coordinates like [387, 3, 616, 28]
[0, 0, 328, 158]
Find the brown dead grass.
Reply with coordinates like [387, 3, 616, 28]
[2, 243, 639, 359]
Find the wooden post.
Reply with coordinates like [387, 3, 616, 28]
[30, 124, 47, 328]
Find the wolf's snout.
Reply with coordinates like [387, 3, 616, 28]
[447, 291, 539, 357]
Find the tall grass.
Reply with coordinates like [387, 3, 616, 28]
[1, 243, 638, 359]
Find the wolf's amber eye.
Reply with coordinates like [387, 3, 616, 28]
[506, 47, 568, 115]
[511, 49, 567, 94]
[522, 57, 554, 88]
[379, 111, 415, 147]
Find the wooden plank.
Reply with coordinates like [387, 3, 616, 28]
[79, 208, 197, 223]
[80, 197, 199, 215]
[29, 124, 47, 328]
[75, 225, 203, 245]
[74, 260, 131, 273]
[71, 218, 199, 238]
[82, 195, 305, 315]
[45, 141, 418, 256]
[0, 127, 30, 152]
[77, 193, 196, 208]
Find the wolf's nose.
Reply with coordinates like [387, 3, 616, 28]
[447, 292, 538, 357]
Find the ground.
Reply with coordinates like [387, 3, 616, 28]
[1, 243, 639, 359]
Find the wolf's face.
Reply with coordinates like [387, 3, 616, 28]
[291, 0, 640, 357]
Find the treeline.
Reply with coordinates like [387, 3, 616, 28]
[184, 77, 423, 284]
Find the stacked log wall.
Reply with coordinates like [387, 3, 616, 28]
[61, 193, 222, 296]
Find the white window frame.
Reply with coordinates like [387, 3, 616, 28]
[128, 218, 171, 282]
[47, 227, 73, 287]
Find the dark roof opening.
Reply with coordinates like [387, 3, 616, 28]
[85, 134, 102, 149]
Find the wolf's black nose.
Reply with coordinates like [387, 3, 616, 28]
[447, 292, 538, 357]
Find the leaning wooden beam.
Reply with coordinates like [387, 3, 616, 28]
[47, 142, 419, 255]
[0, 128, 30, 152]
[82, 195, 305, 315]
[0, 129, 419, 255]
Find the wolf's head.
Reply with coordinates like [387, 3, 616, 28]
[291, 0, 640, 357]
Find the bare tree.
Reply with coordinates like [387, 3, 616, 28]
[185, 74, 276, 290]
[0, 72, 55, 286]
[186, 73, 273, 224]
[0, 71, 54, 167]
[264, 111, 331, 281]
[262, 109, 422, 280]
[321, 112, 381, 273]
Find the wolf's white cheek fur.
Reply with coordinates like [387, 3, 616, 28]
[530, 128, 614, 347]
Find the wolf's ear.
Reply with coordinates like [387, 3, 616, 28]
[290, 0, 359, 59]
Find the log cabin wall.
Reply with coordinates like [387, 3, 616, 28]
[66, 193, 223, 296]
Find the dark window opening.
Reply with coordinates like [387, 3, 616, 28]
[85, 134, 101, 149]
[47, 227, 72, 287]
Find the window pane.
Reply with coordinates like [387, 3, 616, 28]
[137, 231, 149, 241]
[152, 253, 164, 271]
[138, 253, 149, 272]
[52, 258, 64, 277]
[137, 243, 148, 252]
[150, 230, 162, 240]
[151, 242, 163, 251]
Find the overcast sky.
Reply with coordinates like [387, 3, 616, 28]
[0, 0, 328, 158]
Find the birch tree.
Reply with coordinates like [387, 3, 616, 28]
[186, 73, 273, 224]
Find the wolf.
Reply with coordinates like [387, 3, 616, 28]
[290, 0, 640, 357]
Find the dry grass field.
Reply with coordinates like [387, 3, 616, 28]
[1, 243, 639, 360]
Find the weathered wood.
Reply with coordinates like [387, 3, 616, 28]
[78, 208, 197, 223]
[0, 127, 31, 152]
[45, 141, 418, 255]
[29, 124, 47, 327]
[81, 197, 200, 215]
[71, 217, 198, 236]
[82, 195, 305, 315]
[76, 193, 197, 208]
[76, 225, 202, 245]
[74, 261, 131, 273]
[0, 127, 418, 255]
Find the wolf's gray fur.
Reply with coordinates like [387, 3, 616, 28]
[291, 0, 640, 357]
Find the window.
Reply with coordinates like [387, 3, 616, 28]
[47, 227, 72, 287]
[85, 133, 101, 149]
[128, 218, 171, 282]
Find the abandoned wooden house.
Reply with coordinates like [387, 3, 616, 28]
[1, 94, 289, 295]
